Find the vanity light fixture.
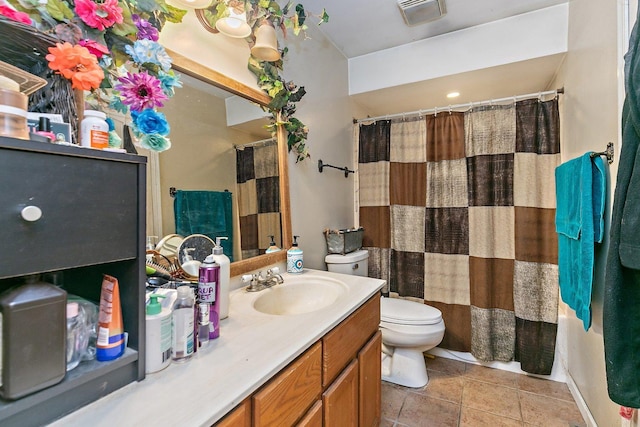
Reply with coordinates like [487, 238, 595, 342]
[251, 21, 281, 62]
[216, 1, 252, 38]
[446, 91, 460, 98]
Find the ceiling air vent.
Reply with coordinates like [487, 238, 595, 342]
[397, 0, 446, 26]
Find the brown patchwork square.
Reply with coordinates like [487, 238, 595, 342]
[425, 207, 469, 255]
[390, 162, 427, 206]
[469, 256, 515, 311]
[239, 214, 258, 250]
[359, 206, 391, 248]
[426, 112, 465, 161]
[516, 99, 560, 154]
[359, 120, 391, 163]
[425, 301, 471, 352]
[390, 250, 425, 299]
[467, 153, 514, 207]
[514, 207, 558, 264]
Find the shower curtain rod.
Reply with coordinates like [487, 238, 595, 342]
[353, 87, 564, 124]
[234, 137, 276, 150]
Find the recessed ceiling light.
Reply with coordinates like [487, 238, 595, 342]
[447, 91, 460, 99]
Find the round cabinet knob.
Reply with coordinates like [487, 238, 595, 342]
[21, 205, 42, 222]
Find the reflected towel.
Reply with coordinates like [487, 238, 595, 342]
[174, 190, 234, 261]
[555, 153, 606, 330]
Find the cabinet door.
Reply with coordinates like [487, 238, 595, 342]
[296, 400, 322, 427]
[323, 360, 358, 427]
[253, 342, 322, 427]
[215, 398, 251, 427]
[359, 331, 382, 427]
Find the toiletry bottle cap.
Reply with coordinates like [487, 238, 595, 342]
[213, 236, 228, 255]
[147, 294, 165, 315]
[292, 235, 300, 247]
[177, 285, 193, 299]
[39, 116, 51, 132]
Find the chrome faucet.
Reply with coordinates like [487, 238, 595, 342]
[242, 267, 284, 292]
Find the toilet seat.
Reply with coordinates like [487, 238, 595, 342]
[380, 297, 442, 325]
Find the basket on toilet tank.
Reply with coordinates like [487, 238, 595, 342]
[325, 249, 368, 277]
[324, 227, 364, 255]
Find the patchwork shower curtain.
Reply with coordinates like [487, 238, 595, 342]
[236, 144, 282, 260]
[358, 98, 560, 374]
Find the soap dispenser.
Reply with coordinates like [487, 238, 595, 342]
[146, 294, 171, 373]
[181, 247, 201, 277]
[287, 235, 303, 273]
[265, 235, 281, 253]
[210, 237, 230, 320]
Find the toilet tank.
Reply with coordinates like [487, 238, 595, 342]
[325, 249, 369, 277]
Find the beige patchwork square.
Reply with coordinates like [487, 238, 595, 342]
[391, 205, 425, 252]
[253, 144, 279, 179]
[465, 106, 516, 156]
[426, 159, 469, 207]
[237, 179, 257, 216]
[424, 253, 470, 305]
[513, 260, 559, 323]
[257, 213, 282, 250]
[514, 153, 560, 209]
[469, 207, 515, 259]
[359, 161, 390, 207]
[390, 119, 427, 163]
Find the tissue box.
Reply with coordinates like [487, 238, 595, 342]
[324, 227, 364, 255]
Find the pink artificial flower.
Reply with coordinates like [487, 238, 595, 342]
[75, 0, 123, 31]
[620, 406, 635, 420]
[115, 71, 168, 112]
[0, 5, 32, 25]
[79, 39, 110, 58]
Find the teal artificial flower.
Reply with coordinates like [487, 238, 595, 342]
[139, 134, 171, 152]
[131, 109, 170, 136]
[125, 39, 172, 72]
[158, 70, 182, 97]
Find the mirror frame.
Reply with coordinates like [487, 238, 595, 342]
[167, 49, 292, 277]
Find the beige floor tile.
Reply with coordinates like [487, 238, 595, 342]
[519, 390, 585, 427]
[412, 369, 464, 404]
[462, 379, 522, 420]
[379, 418, 396, 427]
[518, 375, 574, 402]
[425, 354, 467, 376]
[398, 393, 460, 427]
[465, 364, 519, 388]
[382, 381, 408, 421]
[460, 406, 524, 427]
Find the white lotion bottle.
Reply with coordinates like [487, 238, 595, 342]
[211, 237, 230, 319]
[145, 294, 171, 373]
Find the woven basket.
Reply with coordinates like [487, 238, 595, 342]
[0, 18, 78, 143]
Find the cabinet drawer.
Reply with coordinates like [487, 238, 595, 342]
[215, 398, 251, 427]
[0, 147, 140, 278]
[323, 295, 380, 387]
[253, 342, 322, 427]
[296, 400, 322, 427]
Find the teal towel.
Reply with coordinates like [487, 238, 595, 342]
[555, 153, 606, 330]
[174, 190, 234, 261]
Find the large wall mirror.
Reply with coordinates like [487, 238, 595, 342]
[154, 49, 290, 277]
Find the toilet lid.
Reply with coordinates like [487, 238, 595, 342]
[380, 297, 443, 325]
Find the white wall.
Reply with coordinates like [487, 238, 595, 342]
[551, 0, 624, 425]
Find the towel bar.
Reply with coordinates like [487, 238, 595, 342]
[590, 142, 614, 164]
[318, 159, 354, 178]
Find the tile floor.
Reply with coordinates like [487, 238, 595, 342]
[380, 355, 587, 427]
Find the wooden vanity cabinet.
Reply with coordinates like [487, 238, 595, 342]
[0, 137, 146, 426]
[215, 294, 381, 427]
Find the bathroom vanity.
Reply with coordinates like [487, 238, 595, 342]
[51, 269, 384, 426]
[0, 136, 146, 426]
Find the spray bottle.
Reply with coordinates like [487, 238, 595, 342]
[198, 253, 220, 339]
[211, 237, 231, 320]
[287, 235, 304, 273]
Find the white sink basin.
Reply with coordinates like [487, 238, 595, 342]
[252, 276, 348, 315]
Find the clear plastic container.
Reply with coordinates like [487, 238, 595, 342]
[66, 302, 85, 372]
[0, 88, 28, 140]
[171, 286, 195, 362]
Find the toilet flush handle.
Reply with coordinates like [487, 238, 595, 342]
[353, 263, 359, 270]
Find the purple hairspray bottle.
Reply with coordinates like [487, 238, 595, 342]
[198, 253, 220, 340]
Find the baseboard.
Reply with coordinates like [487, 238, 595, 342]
[565, 372, 598, 427]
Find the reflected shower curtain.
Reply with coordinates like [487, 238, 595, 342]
[236, 144, 282, 260]
[358, 99, 560, 374]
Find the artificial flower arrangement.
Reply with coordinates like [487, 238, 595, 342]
[1, 0, 187, 152]
[199, 0, 328, 162]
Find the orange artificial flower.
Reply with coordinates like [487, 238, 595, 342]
[46, 42, 105, 91]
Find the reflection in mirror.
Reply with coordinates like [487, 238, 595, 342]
[151, 73, 283, 263]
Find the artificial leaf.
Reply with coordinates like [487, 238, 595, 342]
[111, 1, 138, 36]
[295, 3, 305, 25]
[45, 0, 74, 21]
[319, 8, 329, 24]
[137, 0, 161, 13]
[164, 4, 187, 23]
[258, 0, 269, 8]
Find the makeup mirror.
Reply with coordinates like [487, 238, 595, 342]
[155, 49, 291, 277]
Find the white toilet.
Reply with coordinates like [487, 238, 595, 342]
[325, 250, 446, 388]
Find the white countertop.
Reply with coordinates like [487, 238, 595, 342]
[50, 269, 384, 427]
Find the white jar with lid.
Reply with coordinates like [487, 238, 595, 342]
[81, 110, 109, 149]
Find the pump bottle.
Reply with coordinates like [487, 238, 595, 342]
[146, 294, 172, 373]
[265, 235, 281, 253]
[287, 235, 304, 273]
[210, 237, 231, 319]
[171, 286, 195, 363]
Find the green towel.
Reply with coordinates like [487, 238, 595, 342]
[174, 190, 234, 262]
[604, 5, 640, 407]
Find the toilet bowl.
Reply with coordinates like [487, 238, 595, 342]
[380, 297, 445, 388]
[325, 250, 446, 388]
